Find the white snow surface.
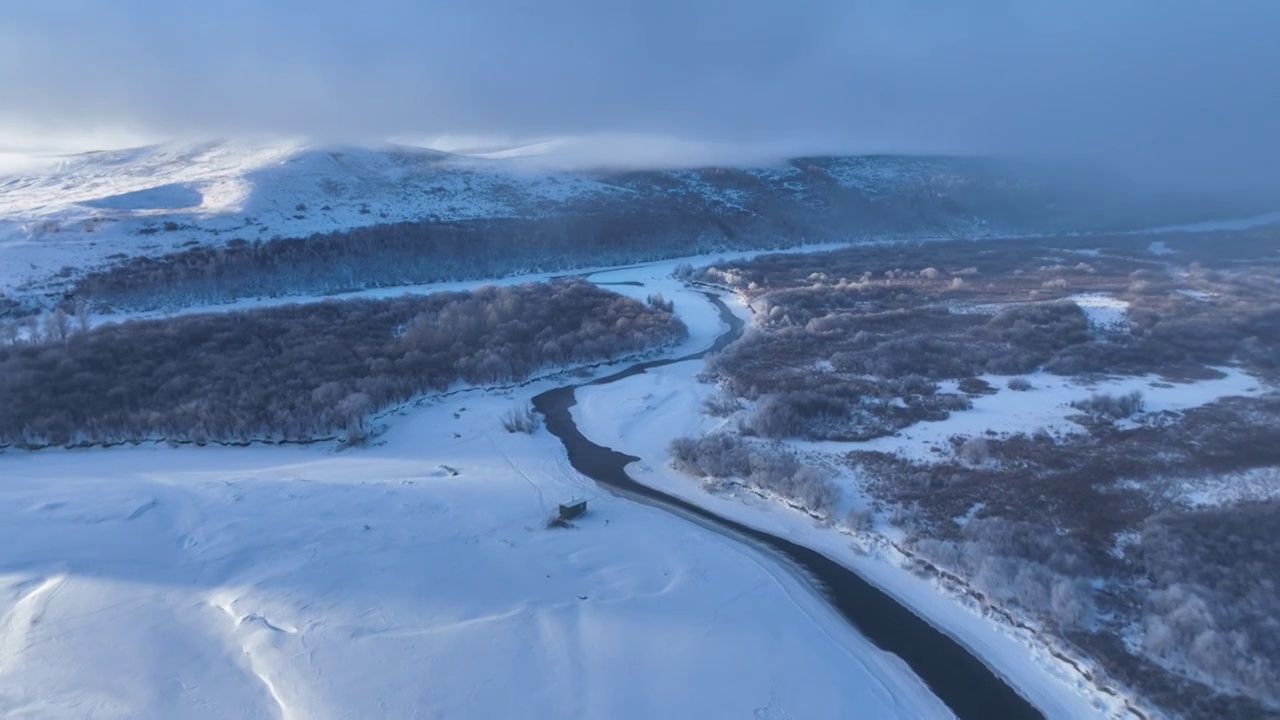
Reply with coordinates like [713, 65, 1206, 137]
[814, 368, 1263, 466]
[1163, 466, 1280, 509]
[0, 139, 620, 290]
[948, 293, 1129, 334]
[0, 259, 953, 719]
[1066, 293, 1130, 333]
[1137, 210, 1280, 235]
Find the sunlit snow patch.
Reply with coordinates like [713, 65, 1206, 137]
[1164, 467, 1280, 509]
[1067, 293, 1130, 333]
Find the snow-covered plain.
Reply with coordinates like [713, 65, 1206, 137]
[0, 260, 955, 719]
[8, 252, 1262, 718]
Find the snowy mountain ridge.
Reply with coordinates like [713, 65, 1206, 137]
[0, 140, 617, 242]
[0, 139, 1250, 299]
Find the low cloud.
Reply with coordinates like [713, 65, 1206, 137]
[2, 1, 1278, 190]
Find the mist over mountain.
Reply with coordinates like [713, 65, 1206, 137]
[2, 2, 1278, 196]
[0, 137, 1268, 323]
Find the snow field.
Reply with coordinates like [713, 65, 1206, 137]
[0, 267, 952, 719]
[0, 139, 616, 292]
[844, 366, 1264, 465]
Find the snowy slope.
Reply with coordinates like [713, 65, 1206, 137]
[0, 139, 628, 291]
[3, 138, 1255, 302]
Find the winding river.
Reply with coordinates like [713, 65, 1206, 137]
[532, 291, 1044, 720]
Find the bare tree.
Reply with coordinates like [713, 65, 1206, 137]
[0, 280, 685, 448]
[646, 293, 674, 313]
[43, 308, 70, 343]
[73, 302, 91, 334]
[501, 404, 541, 434]
[958, 436, 990, 466]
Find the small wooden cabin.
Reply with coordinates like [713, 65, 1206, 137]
[559, 498, 587, 520]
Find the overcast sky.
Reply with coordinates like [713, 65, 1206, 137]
[1, 1, 1278, 188]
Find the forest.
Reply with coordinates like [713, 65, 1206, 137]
[70, 212, 775, 311]
[0, 280, 686, 448]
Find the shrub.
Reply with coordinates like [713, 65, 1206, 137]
[646, 293, 675, 313]
[958, 437, 990, 466]
[898, 373, 936, 397]
[501, 404, 541, 434]
[669, 434, 840, 515]
[1007, 377, 1033, 391]
[846, 507, 876, 532]
[1135, 503, 1280, 707]
[936, 393, 974, 412]
[748, 392, 854, 439]
[701, 392, 742, 417]
[1071, 390, 1145, 419]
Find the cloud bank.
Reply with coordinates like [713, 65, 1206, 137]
[2, 1, 1278, 189]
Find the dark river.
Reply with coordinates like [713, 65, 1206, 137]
[532, 291, 1043, 720]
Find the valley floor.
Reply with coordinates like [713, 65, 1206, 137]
[0, 262, 952, 719]
[7, 250, 1268, 719]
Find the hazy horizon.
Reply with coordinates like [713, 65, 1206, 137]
[2, 2, 1279, 192]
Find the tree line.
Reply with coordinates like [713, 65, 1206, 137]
[0, 279, 686, 448]
[56, 157, 1236, 313]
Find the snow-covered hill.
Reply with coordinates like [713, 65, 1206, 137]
[0, 139, 1253, 305]
[0, 140, 621, 281]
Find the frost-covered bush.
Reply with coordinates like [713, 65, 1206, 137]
[670, 434, 751, 479]
[1071, 390, 1145, 419]
[1007, 377, 1033, 391]
[646, 293, 674, 313]
[911, 518, 1097, 630]
[501, 405, 541, 434]
[1134, 503, 1280, 708]
[669, 434, 840, 514]
[748, 392, 854, 439]
[845, 507, 875, 532]
[898, 373, 936, 397]
[957, 437, 990, 466]
[935, 393, 973, 412]
[701, 392, 742, 417]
